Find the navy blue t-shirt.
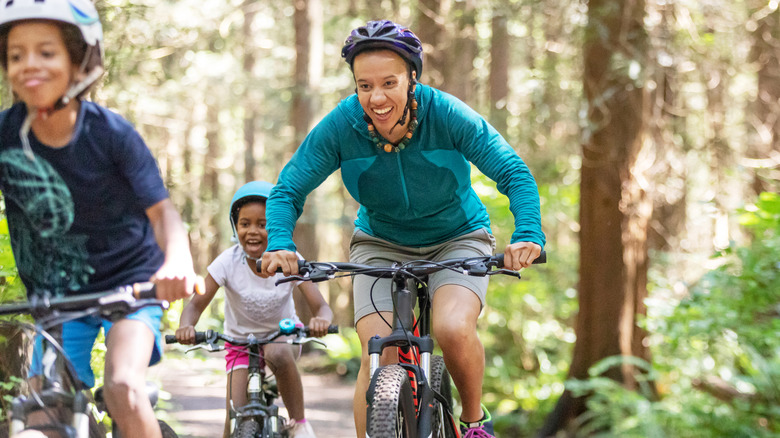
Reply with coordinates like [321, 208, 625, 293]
[0, 102, 168, 296]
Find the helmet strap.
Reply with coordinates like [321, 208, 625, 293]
[389, 70, 416, 136]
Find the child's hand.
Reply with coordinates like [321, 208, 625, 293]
[307, 316, 332, 338]
[175, 325, 197, 345]
[503, 241, 542, 270]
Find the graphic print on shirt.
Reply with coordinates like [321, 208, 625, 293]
[0, 148, 93, 295]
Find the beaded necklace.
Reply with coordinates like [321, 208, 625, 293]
[367, 98, 418, 153]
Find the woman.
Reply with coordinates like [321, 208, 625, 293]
[260, 20, 544, 438]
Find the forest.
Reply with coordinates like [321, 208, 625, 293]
[0, 0, 778, 437]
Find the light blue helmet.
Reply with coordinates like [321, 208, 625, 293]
[229, 181, 274, 239]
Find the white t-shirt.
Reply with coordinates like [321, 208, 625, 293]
[208, 244, 302, 338]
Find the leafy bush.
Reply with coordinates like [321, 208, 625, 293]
[568, 192, 780, 437]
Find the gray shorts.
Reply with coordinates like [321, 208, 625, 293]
[349, 228, 496, 322]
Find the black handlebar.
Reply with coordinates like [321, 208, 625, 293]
[0, 282, 165, 318]
[273, 251, 546, 285]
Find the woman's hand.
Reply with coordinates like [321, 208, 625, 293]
[503, 241, 543, 270]
[260, 250, 299, 278]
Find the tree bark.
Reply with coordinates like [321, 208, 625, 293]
[747, 2, 780, 194]
[539, 0, 654, 435]
[242, 0, 258, 182]
[416, 0, 446, 87]
[290, 0, 323, 322]
[444, 0, 477, 104]
[489, 12, 509, 137]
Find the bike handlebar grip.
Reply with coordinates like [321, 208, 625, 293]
[495, 251, 546, 268]
[194, 331, 208, 343]
[164, 334, 177, 344]
[133, 282, 157, 299]
[327, 325, 339, 334]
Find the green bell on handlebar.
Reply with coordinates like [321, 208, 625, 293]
[279, 318, 296, 335]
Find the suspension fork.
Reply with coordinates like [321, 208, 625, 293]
[367, 278, 433, 378]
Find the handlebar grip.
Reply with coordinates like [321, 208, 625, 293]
[304, 325, 339, 336]
[194, 331, 208, 343]
[164, 331, 208, 344]
[495, 251, 546, 268]
[132, 282, 157, 300]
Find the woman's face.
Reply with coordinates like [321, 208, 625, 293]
[6, 21, 75, 109]
[353, 49, 412, 141]
[236, 201, 268, 259]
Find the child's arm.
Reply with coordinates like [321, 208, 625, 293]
[146, 198, 198, 302]
[175, 274, 220, 344]
[298, 282, 334, 337]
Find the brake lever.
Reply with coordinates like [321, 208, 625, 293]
[488, 269, 522, 279]
[185, 344, 224, 354]
[291, 337, 327, 347]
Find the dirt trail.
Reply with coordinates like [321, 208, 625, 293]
[148, 350, 356, 438]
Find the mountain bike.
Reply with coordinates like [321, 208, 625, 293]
[164, 319, 338, 438]
[276, 252, 546, 438]
[0, 283, 178, 438]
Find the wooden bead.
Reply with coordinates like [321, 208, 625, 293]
[384, 144, 394, 153]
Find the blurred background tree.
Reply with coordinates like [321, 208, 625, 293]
[1, 0, 778, 436]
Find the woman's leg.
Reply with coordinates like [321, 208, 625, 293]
[103, 319, 160, 438]
[225, 368, 248, 438]
[264, 342, 303, 420]
[353, 311, 397, 437]
[431, 284, 485, 422]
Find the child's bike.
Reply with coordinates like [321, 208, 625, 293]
[164, 319, 338, 438]
[277, 252, 545, 438]
[0, 283, 178, 438]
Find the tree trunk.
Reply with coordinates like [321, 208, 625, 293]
[539, 0, 654, 435]
[242, 0, 258, 182]
[205, 96, 222, 264]
[444, 0, 477, 104]
[416, 0, 445, 87]
[747, 2, 780, 194]
[290, 0, 323, 322]
[488, 12, 509, 137]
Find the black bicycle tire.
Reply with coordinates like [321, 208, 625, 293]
[158, 419, 178, 438]
[367, 364, 416, 438]
[234, 418, 261, 438]
[429, 356, 457, 438]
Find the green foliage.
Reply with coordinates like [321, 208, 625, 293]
[566, 192, 780, 437]
[473, 175, 579, 434]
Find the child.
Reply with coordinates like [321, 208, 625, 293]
[0, 1, 198, 437]
[175, 181, 333, 438]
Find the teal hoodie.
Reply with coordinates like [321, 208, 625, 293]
[266, 84, 545, 251]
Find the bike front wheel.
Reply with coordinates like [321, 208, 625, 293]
[234, 418, 261, 438]
[430, 356, 457, 438]
[367, 364, 416, 438]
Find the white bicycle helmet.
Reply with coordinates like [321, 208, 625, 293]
[0, 0, 105, 159]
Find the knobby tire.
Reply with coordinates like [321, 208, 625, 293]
[430, 356, 457, 438]
[367, 365, 416, 438]
[235, 418, 261, 438]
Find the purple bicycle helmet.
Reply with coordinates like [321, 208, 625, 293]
[341, 20, 423, 78]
